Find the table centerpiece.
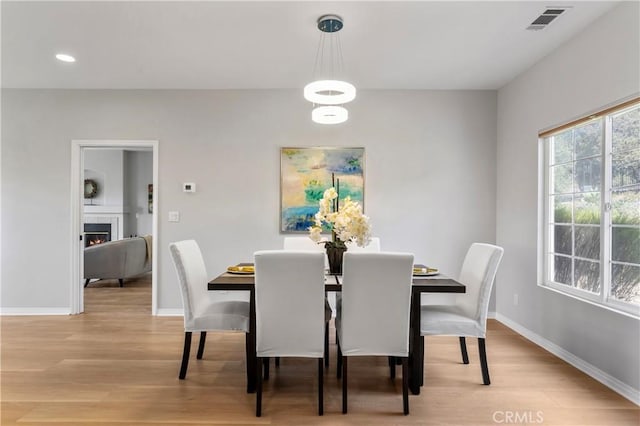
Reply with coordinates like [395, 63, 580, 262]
[308, 184, 371, 274]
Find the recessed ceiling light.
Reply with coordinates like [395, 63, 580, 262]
[56, 53, 76, 63]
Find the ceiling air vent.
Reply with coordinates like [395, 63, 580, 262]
[526, 7, 571, 31]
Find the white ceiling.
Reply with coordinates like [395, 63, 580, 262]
[1, 1, 619, 90]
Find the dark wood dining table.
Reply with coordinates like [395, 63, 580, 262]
[208, 270, 465, 395]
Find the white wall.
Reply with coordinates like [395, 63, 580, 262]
[124, 150, 153, 237]
[496, 2, 639, 396]
[1, 89, 497, 312]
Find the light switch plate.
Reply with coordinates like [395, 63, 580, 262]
[168, 211, 180, 222]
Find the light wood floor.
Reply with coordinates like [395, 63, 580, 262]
[2, 274, 638, 425]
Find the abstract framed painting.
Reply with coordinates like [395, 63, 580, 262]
[280, 147, 365, 233]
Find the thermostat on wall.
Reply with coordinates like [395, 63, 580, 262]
[183, 182, 196, 193]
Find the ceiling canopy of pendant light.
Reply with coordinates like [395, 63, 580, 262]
[305, 14, 355, 124]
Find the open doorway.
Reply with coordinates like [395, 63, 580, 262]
[70, 140, 159, 315]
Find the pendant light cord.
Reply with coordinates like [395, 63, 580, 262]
[311, 26, 347, 99]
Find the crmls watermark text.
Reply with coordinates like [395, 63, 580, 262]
[492, 410, 544, 424]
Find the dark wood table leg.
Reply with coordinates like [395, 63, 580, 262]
[245, 287, 257, 393]
[409, 288, 422, 395]
[418, 335, 424, 386]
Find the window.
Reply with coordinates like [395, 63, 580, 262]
[541, 99, 639, 316]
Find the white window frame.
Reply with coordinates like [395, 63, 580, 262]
[539, 100, 640, 318]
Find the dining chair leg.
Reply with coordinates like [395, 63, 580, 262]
[336, 339, 343, 379]
[256, 357, 263, 417]
[318, 358, 324, 415]
[179, 332, 192, 380]
[388, 356, 396, 379]
[118, 278, 124, 287]
[478, 338, 491, 385]
[196, 332, 207, 359]
[459, 336, 469, 364]
[263, 358, 270, 381]
[342, 356, 348, 414]
[402, 357, 409, 415]
[324, 322, 329, 368]
[275, 357, 280, 367]
[84, 279, 90, 287]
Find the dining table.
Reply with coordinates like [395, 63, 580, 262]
[208, 265, 465, 395]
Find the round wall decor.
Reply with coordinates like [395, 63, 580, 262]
[84, 179, 98, 198]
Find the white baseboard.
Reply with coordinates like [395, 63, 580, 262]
[495, 313, 640, 406]
[156, 308, 183, 316]
[0, 307, 70, 315]
[488, 310, 496, 319]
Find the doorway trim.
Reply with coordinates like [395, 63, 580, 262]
[71, 140, 159, 315]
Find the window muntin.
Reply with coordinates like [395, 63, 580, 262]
[543, 102, 639, 315]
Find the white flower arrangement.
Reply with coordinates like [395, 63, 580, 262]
[308, 187, 372, 248]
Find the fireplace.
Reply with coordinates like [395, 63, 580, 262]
[84, 223, 112, 247]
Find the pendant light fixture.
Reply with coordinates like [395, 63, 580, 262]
[304, 15, 356, 124]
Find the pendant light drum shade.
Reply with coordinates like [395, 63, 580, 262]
[312, 106, 349, 125]
[304, 80, 356, 105]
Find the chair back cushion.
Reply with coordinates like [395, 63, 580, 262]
[457, 243, 504, 324]
[169, 240, 209, 328]
[283, 236, 324, 251]
[254, 250, 326, 358]
[283, 236, 328, 268]
[339, 252, 414, 357]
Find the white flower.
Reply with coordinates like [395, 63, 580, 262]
[308, 226, 323, 242]
[318, 198, 331, 216]
[324, 187, 338, 200]
[308, 186, 372, 248]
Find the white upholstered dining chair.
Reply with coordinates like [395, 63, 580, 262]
[336, 252, 414, 415]
[335, 236, 381, 343]
[169, 240, 250, 380]
[420, 243, 504, 385]
[282, 235, 325, 253]
[254, 250, 326, 416]
[282, 236, 332, 367]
